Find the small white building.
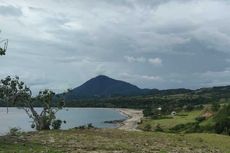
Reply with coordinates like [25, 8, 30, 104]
[171, 111, 177, 116]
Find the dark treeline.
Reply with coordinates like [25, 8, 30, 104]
[64, 95, 210, 109]
[2, 85, 230, 108]
[63, 85, 230, 108]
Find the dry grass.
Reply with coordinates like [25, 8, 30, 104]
[0, 128, 229, 153]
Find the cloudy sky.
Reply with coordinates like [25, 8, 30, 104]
[0, 0, 230, 94]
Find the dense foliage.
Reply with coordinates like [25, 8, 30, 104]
[64, 93, 210, 109]
[214, 104, 230, 135]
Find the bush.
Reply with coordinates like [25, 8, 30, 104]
[196, 105, 204, 110]
[186, 123, 202, 133]
[195, 116, 206, 122]
[8, 127, 22, 136]
[184, 104, 194, 112]
[177, 113, 188, 117]
[87, 123, 94, 128]
[143, 108, 153, 117]
[214, 104, 230, 135]
[75, 123, 95, 130]
[215, 118, 230, 135]
[155, 124, 164, 132]
[143, 108, 161, 119]
[143, 124, 152, 131]
[170, 124, 186, 132]
[211, 103, 220, 112]
[170, 122, 202, 133]
[76, 125, 86, 129]
[52, 119, 62, 130]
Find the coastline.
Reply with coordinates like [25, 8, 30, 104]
[115, 108, 143, 131]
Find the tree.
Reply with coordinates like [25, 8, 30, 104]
[214, 104, 230, 135]
[211, 102, 220, 112]
[0, 76, 65, 130]
[0, 31, 8, 55]
[0, 31, 8, 111]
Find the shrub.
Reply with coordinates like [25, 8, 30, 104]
[214, 104, 230, 135]
[8, 127, 22, 136]
[155, 124, 164, 132]
[195, 116, 206, 122]
[186, 123, 202, 133]
[143, 124, 152, 131]
[211, 103, 220, 112]
[170, 124, 186, 132]
[177, 113, 188, 117]
[196, 105, 204, 110]
[87, 123, 94, 128]
[75, 123, 95, 130]
[77, 125, 86, 129]
[143, 108, 153, 117]
[52, 119, 62, 130]
[215, 118, 230, 135]
[184, 104, 194, 111]
[170, 122, 202, 133]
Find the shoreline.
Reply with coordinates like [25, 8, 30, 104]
[115, 108, 143, 131]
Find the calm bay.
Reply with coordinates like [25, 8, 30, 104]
[0, 107, 127, 135]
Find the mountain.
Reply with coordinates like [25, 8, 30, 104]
[64, 75, 144, 99]
[62, 75, 230, 101]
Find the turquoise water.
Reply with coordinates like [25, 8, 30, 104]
[0, 107, 127, 135]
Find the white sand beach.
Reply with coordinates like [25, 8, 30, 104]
[116, 108, 143, 131]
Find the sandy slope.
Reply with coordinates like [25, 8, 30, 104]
[117, 108, 143, 131]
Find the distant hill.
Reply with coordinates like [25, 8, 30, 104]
[59, 75, 230, 103]
[63, 75, 144, 99]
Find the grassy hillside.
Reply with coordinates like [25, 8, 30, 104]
[139, 104, 230, 137]
[0, 129, 230, 153]
[138, 110, 202, 132]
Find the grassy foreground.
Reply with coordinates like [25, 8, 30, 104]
[0, 128, 230, 153]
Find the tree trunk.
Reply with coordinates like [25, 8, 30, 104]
[35, 118, 50, 130]
[28, 104, 50, 130]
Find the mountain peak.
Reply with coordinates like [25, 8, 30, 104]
[64, 75, 142, 99]
[93, 75, 110, 79]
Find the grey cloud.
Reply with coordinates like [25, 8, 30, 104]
[1, 0, 230, 93]
[155, 21, 199, 34]
[0, 5, 22, 16]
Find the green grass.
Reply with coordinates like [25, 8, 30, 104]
[136, 107, 230, 152]
[0, 135, 61, 153]
[184, 133, 230, 153]
[139, 110, 202, 131]
[0, 129, 229, 153]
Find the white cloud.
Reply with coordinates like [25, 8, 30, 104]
[148, 58, 162, 65]
[124, 56, 146, 63]
[141, 75, 163, 81]
[124, 56, 162, 66]
[62, 21, 84, 31]
[120, 72, 163, 82]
